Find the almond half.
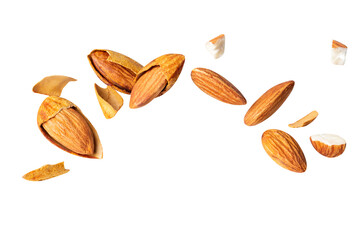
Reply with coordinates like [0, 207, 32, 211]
[310, 134, 346, 158]
[262, 129, 307, 173]
[191, 68, 246, 105]
[244, 80, 294, 126]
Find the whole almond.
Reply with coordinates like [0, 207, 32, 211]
[191, 68, 246, 105]
[130, 54, 185, 108]
[88, 49, 143, 94]
[244, 80, 294, 126]
[37, 96, 103, 159]
[262, 129, 307, 173]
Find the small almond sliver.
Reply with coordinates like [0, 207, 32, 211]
[23, 162, 69, 181]
[289, 111, 318, 128]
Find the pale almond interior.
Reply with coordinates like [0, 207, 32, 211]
[310, 134, 345, 146]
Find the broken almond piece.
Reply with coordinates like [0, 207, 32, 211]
[310, 134, 346, 158]
[205, 34, 225, 59]
[23, 162, 69, 181]
[331, 40, 347, 65]
[33, 75, 77, 96]
[94, 84, 123, 119]
[289, 111, 318, 128]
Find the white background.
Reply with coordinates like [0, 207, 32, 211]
[1, 0, 359, 239]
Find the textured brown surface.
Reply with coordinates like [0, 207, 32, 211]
[191, 68, 246, 105]
[289, 111, 318, 128]
[244, 81, 294, 126]
[310, 137, 346, 158]
[130, 67, 167, 108]
[88, 50, 143, 94]
[23, 162, 69, 181]
[37, 96, 103, 159]
[262, 129, 307, 173]
[42, 108, 95, 155]
[332, 40, 347, 48]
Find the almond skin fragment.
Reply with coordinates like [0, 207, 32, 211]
[191, 68, 246, 105]
[23, 162, 69, 181]
[33, 75, 76, 97]
[88, 50, 143, 94]
[244, 81, 294, 126]
[262, 129, 307, 173]
[310, 134, 346, 158]
[37, 96, 103, 159]
[289, 111, 318, 128]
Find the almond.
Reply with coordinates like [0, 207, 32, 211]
[88, 49, 143, 94]
[331, 40, 347, 65]
[244, 80, 294, 126]
[262, 129, 307, 173]
[310, 134, 346, 158]
[191, 68, 246, 105]
[288, 110, 318, 128]
[205, 34, 225, 59]
[37, 96, 103, 159]
[130, 54, 185, 108]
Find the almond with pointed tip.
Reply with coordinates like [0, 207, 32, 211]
[37, 96, 103, 159]
[130, 54, 185, 108]
[244, 80, 294, 126]
[88, 49, 143, 94]
[310, 134, 346, 158]
[262, 129, 307, 173]
[191, 68, 246, 105]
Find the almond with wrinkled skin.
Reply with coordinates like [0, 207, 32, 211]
[262, 129, 307, 173]
[244, 80, 294, 126]
[130, 54, 185, 108]
[37, 96, 103, 159]
[23, 162, 69, 181]
[191, 68, 246, 105]
[88, 49, 143, 94]
[310, 134, 346, 158]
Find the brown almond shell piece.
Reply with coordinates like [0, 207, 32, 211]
[262, 129, 307, 173]
[23, 162, 69, 181]
[32, 75, 77, 97]
[88, 49, 143, 94]
[289, 111, 318, 128]
[134, 54, 185, 96]
[191, 68, 246, 105]
[37, 96, 103, 159]
[94, 84, 123, 119]
[244, 80, 294, 126]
